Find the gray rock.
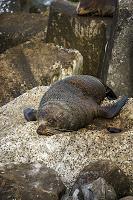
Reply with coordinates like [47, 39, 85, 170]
[62, 177, 117, 200]
[0, 42, 83, 106]
[0, 163, 66, 200]
[73, 160, 131, 198]
[107, 0, 133, 96]
[46, 0, 117, 78]
[0, 86, 132, 193]
[81, 177, 117, 200]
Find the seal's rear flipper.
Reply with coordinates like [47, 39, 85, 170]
[23, 108, 37, 121]
[105, 86, 117, 100]
[99, 96, 128, 119]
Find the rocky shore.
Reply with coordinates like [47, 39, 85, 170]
[0, 0, 133, 199]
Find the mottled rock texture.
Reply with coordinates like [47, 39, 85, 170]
[0, 86, 132, 193]
[79, 177, 117, 200]
[46, 0, 118, 78]
[72, 160, 132, 198]
[0, 163, 66, 200]
[0, 42, 83, 106]
[107, 0, 133, 96]
[63, 177, 117, 200]
[0, 12, 48, 53]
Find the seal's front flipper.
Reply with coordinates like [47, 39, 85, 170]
[99, 96, 128, 119]
[23, 108, 37, 121]
[105, 86, 117, 100]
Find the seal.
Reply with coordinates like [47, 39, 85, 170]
[24, 75, 128, 135]
[76, 0, 117, 17]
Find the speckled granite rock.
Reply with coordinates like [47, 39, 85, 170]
[0, 42, 83, 106]
[0, 163, 66, 200]
[0, 86, 132, 193]
[107, 0, 133, 96]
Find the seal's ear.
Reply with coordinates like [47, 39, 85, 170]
[105, 86, 117, 100]
[23, 108, 37, 121]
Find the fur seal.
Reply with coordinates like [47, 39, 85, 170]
[76, 0, 117, 17]
[24, 75, 127, 135]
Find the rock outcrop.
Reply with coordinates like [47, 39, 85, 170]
[107, 0, 133, 96]
[0, 42, 83, 106]
[46, 0, 118, 78]
[0, 86, 132, 194]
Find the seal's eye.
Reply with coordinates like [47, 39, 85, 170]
[39, 110, 47, 118]
[48, 118, 57, 126]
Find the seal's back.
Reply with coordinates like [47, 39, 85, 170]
[37, 75, 106, 131]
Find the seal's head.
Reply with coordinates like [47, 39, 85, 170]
[37, 109, 58, 136]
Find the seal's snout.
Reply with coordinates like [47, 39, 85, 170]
[37, 124, 46, 135]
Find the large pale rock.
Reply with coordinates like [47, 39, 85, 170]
[0, 163, 66, 200]
[46, 0, 118, 78]
[0, 86, 132, 194]
[107, 0, 133, 96]
[0, 42, 83, 106]
[0, 12, 48, 53]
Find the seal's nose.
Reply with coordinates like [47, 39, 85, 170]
[37, 124, 46, 135]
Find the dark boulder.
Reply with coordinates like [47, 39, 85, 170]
[0, 163, 66, 200]
[72, 160, 132, 198]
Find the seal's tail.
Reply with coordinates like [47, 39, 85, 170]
[23, 108, 37, 121]
[99, 96, 128, 119]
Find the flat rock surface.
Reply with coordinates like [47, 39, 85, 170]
[0, 86, 133, 188]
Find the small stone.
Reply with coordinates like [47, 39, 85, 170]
[107, 127, 122, 133]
